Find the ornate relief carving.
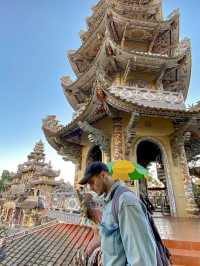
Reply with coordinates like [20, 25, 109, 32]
[96, 82, 107, 101]
[61, 76, 73, 87]
[170, 121, 199, 216]
[92, 81, 111, 117]
[178, 138, 199, 216]
[127, 80, 148, 88]
[163, 38, 191, 97]
[174, 38, 191, 57]
[42, 116, 82, 165]
[112, 117, 124, 160]
[114, 0, 151, 4]
[42, 116, 64, 134]
[185, 138, 200, 162]
[171, 118, 197, 165]
[109, 86, 185, 110]
[95, 63, 112, 89]
[163, 68, 178, 91]
[58, 142, 82, 165]
[78, 121, 110, 156]
[112, 1, 160, 22]
[152, 30, 171, 55]
[125, 113, 140, 158]
[42, 116, 64, 151]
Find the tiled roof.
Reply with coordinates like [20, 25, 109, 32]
[1, 223, 95, 266]
[0, 228, 9, 239]
[109, 86, 186, 111]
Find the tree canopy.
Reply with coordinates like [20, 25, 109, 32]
[0, 170, 13, 192]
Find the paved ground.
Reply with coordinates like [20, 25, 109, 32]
[155, 215, 200, 241]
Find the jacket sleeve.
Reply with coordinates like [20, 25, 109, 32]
[118, 200, 157, 266]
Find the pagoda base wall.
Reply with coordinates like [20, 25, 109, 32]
[77, 115, 197, 218]
[132, 135, 188, 217]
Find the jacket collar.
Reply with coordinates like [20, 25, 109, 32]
[104, 181, 121, 203]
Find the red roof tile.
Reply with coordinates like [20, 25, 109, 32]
[2, 223, 97, 265]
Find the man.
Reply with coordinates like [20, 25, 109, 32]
[79, 161, 158, 266]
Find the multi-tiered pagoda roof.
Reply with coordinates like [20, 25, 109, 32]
[43, 0, 199, 168]
[14, 141, 60, 184]
[61, 0, 189, 111]
[2, 141, 60, 209]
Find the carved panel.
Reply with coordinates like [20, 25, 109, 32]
[112, 1, 160, 22]
[185, 139, 200, 162]
[78, 121, 110, 157]
[125, 113, 140, 158]
[112, 117, 124, 160]
[179, 139, 199, 216]
[152, 30, 170, 55]
[163, 39, 191, 97]
[109, 86, 185, 110]
[58, 141, 82, 165]
[170, 134, 199, 216]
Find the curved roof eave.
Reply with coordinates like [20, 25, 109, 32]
[69, 3, 169, 74]
[62, 38, 189, 110]
[182, 47, 192, 99]
[61, 38, 108, 94]
[57, 82, 200, 138]
[61, 81, 80, 110]
[110, 39, 186, 67]
[68, 13, 107, 70]
[105, 89, 199, 118]
[59, 94, 96, 134]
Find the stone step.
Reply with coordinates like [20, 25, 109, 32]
[163, 239, 200, 265]
[170, 248, 200, 266]
[172, 265, 186, 266]
[164, 239, 200, 251]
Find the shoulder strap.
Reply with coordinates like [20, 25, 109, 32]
[111, 185, 130, 224]
[111, 185, 171, 265]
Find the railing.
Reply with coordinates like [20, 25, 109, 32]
[48, 210, 81, 224]
[149, 195, 170, 215]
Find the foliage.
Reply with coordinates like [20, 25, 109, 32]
[0, 170, 13, 192]
[192, 183, 200, 208]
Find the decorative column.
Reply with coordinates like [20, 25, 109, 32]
[112, 117, 124, 160]
[178, 136, 199, 216]
[125, 113, 140, 159]
[74, 162, 81, 188]
[21, 210, 25, 226]
[10, 208, 16, 227]
[5, 208, 9, 223]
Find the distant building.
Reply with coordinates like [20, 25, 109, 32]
[0, 141, 60, 227]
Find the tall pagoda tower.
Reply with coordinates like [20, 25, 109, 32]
[0, 141, 60, 227]
[43, 0, 200, 217]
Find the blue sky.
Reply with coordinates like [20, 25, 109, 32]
[0, 0, 199, 183]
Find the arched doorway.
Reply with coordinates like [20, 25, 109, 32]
[86, 145, 102, 166]
[136, 139, 172, 216]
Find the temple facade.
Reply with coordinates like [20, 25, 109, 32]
[0, 141, 60, 227]
[43, 0, 200, 217]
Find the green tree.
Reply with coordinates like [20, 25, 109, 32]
[0, 170, 13, 192]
